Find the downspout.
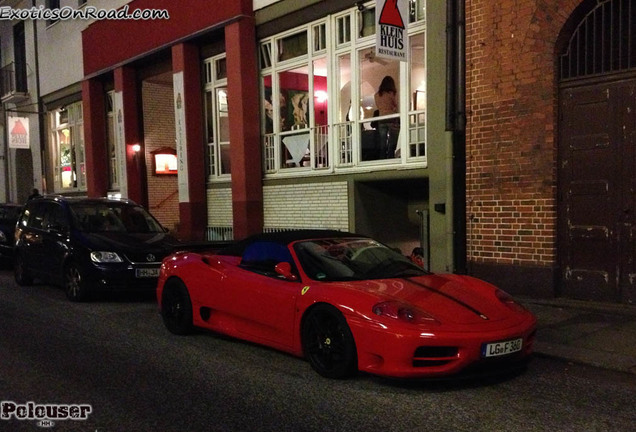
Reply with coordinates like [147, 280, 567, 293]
[32, 0, 46, 193]
[446, 0, 467, 273]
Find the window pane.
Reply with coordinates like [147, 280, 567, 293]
[215, 58, 227, 80]
[260, 42, 272, 69]
[360, 47, 401, 160]
[358, 7, 375, 38]
[337, 15, 351, 45]
[278, 68, 309, 131]
[313, 58, 328, 126]
[313, 23, 326, 52]
[409, 0, 426, 23]
[336, 54, 351, 123]
[277, 31, 308, 62]
[59, 129, 73, 188]
[410, 32, 426, 111]
[76, 125, 85, 189]
[108, 114, 117, 188]
[205, 91, 214, 143]
[262, 75, 274, 134]
[217, 87, 230, 174]
[279, 67, 309, 169]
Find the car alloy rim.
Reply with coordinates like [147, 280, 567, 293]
[67, 267, 81, 298]
[165, 289, 184, 322]
[305, 313, 346, 371]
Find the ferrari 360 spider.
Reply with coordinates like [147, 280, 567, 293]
[157, 230, 536, 379]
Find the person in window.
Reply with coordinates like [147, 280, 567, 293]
[374, 76, 400, 159]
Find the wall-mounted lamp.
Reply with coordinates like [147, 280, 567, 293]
[132, 144, 141, 153]
[355, 1, 365, 11]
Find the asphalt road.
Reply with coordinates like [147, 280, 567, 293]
[1, 269, 636, 432]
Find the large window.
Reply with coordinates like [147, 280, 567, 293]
[260, 1, 426, 175]
[106, 91, 119, 190]
[204, 55, 230, 180]
[50, 102, 86, 192]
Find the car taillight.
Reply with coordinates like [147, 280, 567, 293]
[372, 301, 440, 325]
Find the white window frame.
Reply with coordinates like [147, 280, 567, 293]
[259, 1, 426, 177]
[203, 54, 230, 182]
[50, 101, 86, 192]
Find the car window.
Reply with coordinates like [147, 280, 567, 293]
[294, 238, 427, 281]
[240, 241, 297, 279]
[28, 203, 47, 230]
[41, 203, 68, 231]
[69, 202, 164, 234]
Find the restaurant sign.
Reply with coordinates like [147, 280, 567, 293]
[376, 0, 408, 62]
[8, 117, 29, 149]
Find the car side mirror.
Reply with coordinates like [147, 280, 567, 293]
[274, 262, 298, 281]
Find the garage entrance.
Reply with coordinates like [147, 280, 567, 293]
[558, 0, 636, 303]
[354, 177, 428, 265]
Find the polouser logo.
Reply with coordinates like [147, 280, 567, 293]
[1, 401, 92, 428]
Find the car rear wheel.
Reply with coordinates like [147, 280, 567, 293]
[161, 279, 193, 335]
[65, 262, 89, 302]
[302, 304, 357, 379]
[14, 253, 33, 286]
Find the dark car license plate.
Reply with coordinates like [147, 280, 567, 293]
[135, 268, 160, 278]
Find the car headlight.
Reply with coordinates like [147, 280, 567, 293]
[372, 301, 440, 325]
[495, 289, 528, 313]
[90, 251, 123, 263]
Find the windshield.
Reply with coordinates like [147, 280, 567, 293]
[294, 238, 427, 281]
[70, 202, 165, 234]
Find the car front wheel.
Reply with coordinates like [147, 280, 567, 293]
[302, 304, 357, 379]
[65, 262, 89, 302]
[161, 279, 193, 335]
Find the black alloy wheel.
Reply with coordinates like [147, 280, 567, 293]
[161, 279, 193, 335]
[14, 252, 33, 286]
[301, 304, 357, 379]
[65, 262, 89, 302]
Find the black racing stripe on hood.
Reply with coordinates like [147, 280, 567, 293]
[402, 278, 489, 320]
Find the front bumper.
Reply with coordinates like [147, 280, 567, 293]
[348, 315, 537, 378]
[84, 262, 161, 292]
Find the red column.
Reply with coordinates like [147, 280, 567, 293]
[114, 66, 147, 208]
[225, 16, 263, 239]
[82, 78, 108, 197]
[172, 43, 206, 241]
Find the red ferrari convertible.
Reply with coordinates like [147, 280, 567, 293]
[157, 231, 536, 379]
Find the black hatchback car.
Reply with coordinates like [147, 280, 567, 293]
[14, 195, 181, 301]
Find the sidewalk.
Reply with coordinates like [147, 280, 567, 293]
[519, 297, 636, 374]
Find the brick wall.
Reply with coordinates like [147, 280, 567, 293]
[207, 188, 233, 227]
[465, 0, 581, 269]
[263, 182, 349, 231]
[142, 80, 180, 232]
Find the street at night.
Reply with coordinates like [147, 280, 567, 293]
[1, 270, 635, 432]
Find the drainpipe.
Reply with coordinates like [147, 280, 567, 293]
[32, 0, 46, 193]
[446, 0, 467, 274]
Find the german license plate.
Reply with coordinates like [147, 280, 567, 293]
[481, 338, 523, 358]
[135, 268, 160, 278]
